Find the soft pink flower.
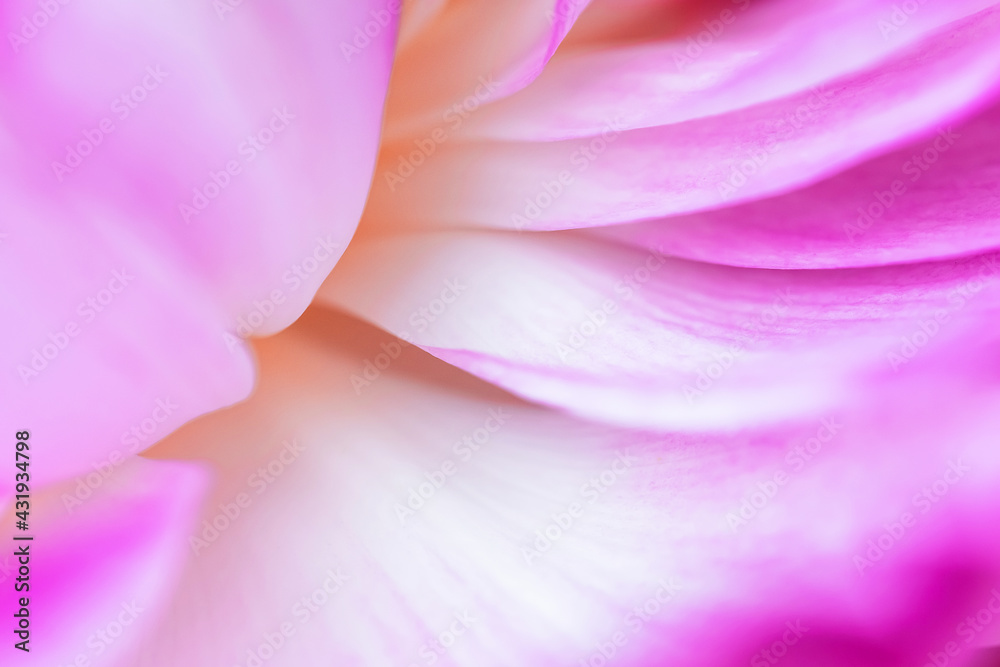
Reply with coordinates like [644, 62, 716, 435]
[5, 1, 1000, 666]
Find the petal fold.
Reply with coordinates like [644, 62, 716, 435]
[320, 230, 1000, 431]
[596, 101, 1000, 269]
[369, 6, 1000, 231]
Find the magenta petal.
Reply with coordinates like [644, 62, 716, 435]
[0, 457, 207, 666]
[595, 100, 1000, 269]
[0, 0, 397, 487]
[368, 6, 1000, 231]
[461, 0, 999, 140]
[320, 230, 1000, 431]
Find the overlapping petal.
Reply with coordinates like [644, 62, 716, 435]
[134, 309, 1000, 666]
[459, 0, 1000, 140]
[0, 457, 207, 666]
[367, 5, 1000, 231]
[0, 0, 397, 488]
[383, 0, 593, 142]
[8, 0, 1000, 665]
[319, 228, 1000, 431]
[595, 101, 1000, 269]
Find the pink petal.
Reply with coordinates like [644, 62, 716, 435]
[130, 309, 1000, 666]
[461, 0, 999, 140]
[0, 457, 207, 666]
[382, 0, 592, 142]
[320, 230, 1000, 431]
[595, 100, 1000, 269]
[368, 6, 1000, 231]
[0, 0, 396, 488]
